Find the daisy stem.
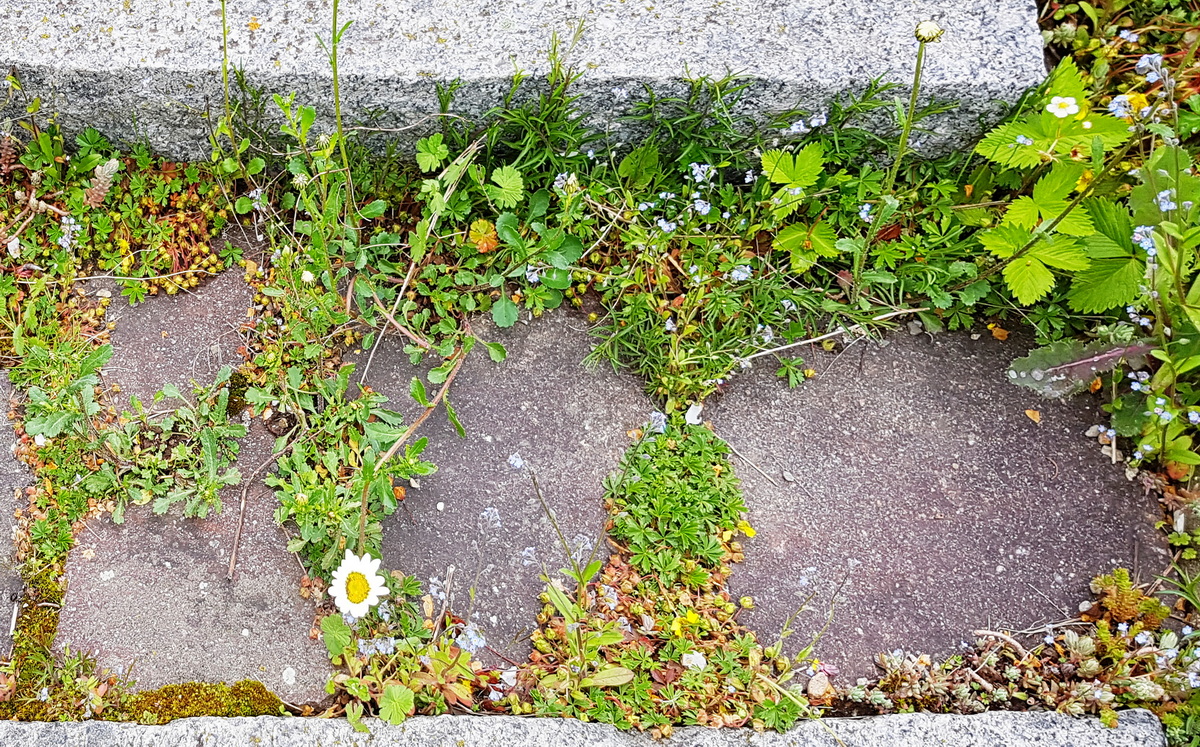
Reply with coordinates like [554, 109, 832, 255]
[851, 39, 928, 302]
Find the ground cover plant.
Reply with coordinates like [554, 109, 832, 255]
[0, 0, 1196, 740]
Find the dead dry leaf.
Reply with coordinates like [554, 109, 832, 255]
[1025, 409, 1041, 424]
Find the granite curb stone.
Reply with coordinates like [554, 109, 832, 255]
[0, 710, 1166, 746]
[0, 0, 1045, 160]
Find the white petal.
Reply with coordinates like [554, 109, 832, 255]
[684, 403, 704, 425]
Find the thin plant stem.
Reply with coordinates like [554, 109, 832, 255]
[329, 0, 351, 184]
[852, 39, 928, 300]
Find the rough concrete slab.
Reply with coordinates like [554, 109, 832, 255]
[0, 709, 1167, 747]
[98, 267, 252, 409]
[0, 0, 1044, 160]
[0, 374, 29, 660]
[361, 311, 654, 661]
[55, 421, 330, 704]
[707, 332, 1169, 681]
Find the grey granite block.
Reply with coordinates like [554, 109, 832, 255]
[0, 0, 1045, 160]
[0, 709, 1167, 747]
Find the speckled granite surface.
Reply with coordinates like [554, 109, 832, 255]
[0, 709, 1167, 746]
[0, 0, 1045, 159]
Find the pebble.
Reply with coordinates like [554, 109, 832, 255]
[436, 502, 444, 511]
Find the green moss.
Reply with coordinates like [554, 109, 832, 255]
[125, 680, 285, 724]
[225, 368, 250, 417]
[0, 568, 66, 721]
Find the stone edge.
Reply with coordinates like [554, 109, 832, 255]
[0, 709, 1167, 746]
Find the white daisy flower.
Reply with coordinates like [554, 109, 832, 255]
[330, 550, 388, 617]
[301, 270, 316, 283]
[1046, 96, 1080, 118]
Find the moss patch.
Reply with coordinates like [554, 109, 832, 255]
[0, 568, 66, 721]
[124, 680, 285, 724]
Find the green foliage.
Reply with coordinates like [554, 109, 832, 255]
[265, 364, 436, 574]
[605, 424, 748, 587]
[111, 370, 247, 521]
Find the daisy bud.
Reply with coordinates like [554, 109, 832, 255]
[915, 21, 944, 43]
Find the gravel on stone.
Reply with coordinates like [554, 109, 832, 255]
[707, 331, 1169, 681]
[360, 311, 655, 662]
[0, 709, 1166, 747]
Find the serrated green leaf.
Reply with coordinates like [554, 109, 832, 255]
[379, 684, 415, 725]
[1043, 57, 1088, 108]
[974, 121, 1047, 168]
[1003, 256, 1055, 304]
[979, 224, 1031, 258]
[488, 165, 525, 208]
[416, 134, 449, 172]
[1003, 196, 1040, 230]
[1052, 205, 1095, 236]
[773, 221, 838, 273]
[321, 613, 352, 657]
[760, 142, 824, 189]
[1033, 162, 1084, 204]
[959, 279, 992, 306]
[1066, 234, 1144, 313]
[1031, 236, 1089, 271]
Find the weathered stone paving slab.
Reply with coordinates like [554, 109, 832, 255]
[0, 374, 29, 659]
[98, 241, 255, 408]
[0, 709, 1167, 747]
[0, 1, 1044, 160]
[365, 312, 655, 661]
[56, 421, 330, 703]
[708, 332, 1169, 681]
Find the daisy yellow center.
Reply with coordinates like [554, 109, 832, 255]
[345, 572, 371, 604]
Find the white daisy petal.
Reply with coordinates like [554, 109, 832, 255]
[330, 551, 389, 618]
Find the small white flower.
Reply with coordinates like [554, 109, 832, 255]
[329, 550, 388, 618]
[5, 235, 18, 259]
[1046, 96, 1080, 118]
[681, 650, 707, 670]
[301, 270, 316, 283]
[507, 452, 525, 470]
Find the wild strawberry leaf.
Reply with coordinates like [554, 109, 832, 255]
[1003, 255, 1055, 305]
